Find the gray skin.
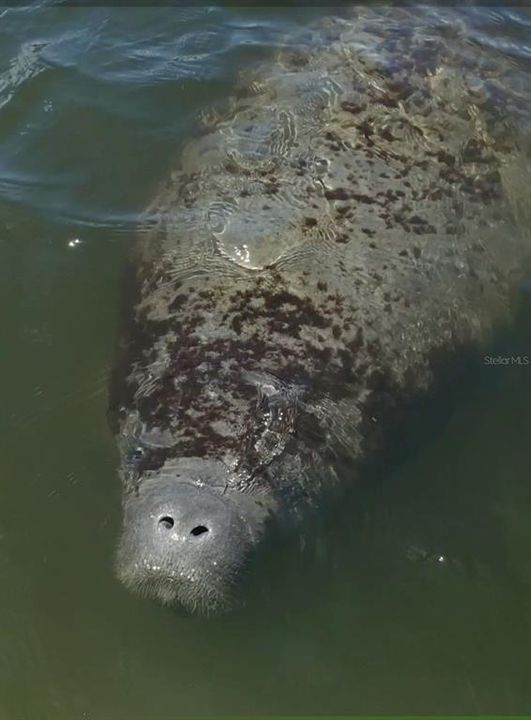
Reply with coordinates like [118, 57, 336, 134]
[111, 8, 531, 614]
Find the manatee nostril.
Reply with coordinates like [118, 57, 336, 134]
[158, 515, 174, 530]
[190, 525, 209, 537]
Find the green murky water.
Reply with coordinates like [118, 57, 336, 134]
[1, 5, 531, 718]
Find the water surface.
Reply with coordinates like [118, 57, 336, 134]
[1, 5, 531, 718]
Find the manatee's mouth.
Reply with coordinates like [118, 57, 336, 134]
[116, 550, 241, 615]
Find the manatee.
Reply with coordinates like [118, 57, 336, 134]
[111, 8, 531, 613]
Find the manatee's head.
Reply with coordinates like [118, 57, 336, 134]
[115, 457, 274, 614]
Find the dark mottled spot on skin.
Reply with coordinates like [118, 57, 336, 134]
[380, 128, 395, 142]
[189, 314, 204, 330]
[341, 100, 365, 115]
[169, 294, 187, 311]
[413, 246, 422, 259]
[317, 281, 327, 292]
[304, 217, 317, 228]
[315, 345, 334, 366]
[325, 188, 351, 202]
[285, 50, 309, 68]
[332, 324, 342, 339]
[386, 77, 414, 101]
[374, 93, 398, 110]
[264, 183, 279, 195]
[357, 193, 379, 205]
[461, 138, 486, 164]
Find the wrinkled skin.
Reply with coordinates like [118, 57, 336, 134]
[111, 8, 531, 614]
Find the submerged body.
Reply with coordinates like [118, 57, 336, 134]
[112, 9, 531, 613]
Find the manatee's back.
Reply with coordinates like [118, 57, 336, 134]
[115, 8, 531, 499]
[136, 7, 530, 386]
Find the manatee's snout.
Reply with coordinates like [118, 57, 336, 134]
[116, 466, 270, 614]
